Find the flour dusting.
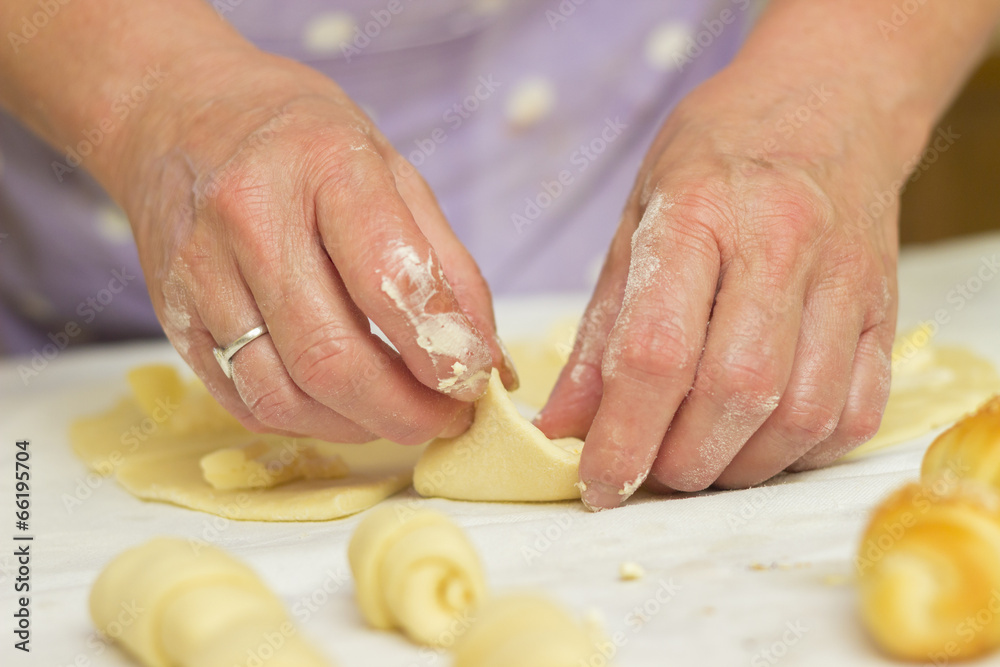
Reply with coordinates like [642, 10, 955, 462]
[379, 243, 488, 395]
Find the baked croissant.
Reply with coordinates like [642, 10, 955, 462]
[922, 396, 1000, 488]
[453, 594, 603, 667]
[857, 480, 1000, 661]
[348, 505, 487, 646]
[90, 538, 330, 667]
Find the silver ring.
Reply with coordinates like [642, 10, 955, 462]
[213, 324, 268, 379]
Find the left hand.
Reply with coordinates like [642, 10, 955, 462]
[536, 64, 902, 509]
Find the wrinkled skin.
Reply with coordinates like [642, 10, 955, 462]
[118, 50, 517, 445]
[537, 63, 899, 509]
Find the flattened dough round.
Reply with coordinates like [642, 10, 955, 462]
[847, 337, 1000, 459]
[70, 365, 424, 521]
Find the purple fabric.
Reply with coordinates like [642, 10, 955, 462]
[0, 0, 749, 356]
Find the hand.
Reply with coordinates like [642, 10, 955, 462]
[536, 64, 900, 509]
[115, 48, 516, 444]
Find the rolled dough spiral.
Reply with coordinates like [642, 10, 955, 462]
[90, 538, 330, 667]
[857, 480, 1000, 661]
[347, 505, 487, 646]
[922, 396, 1000, 489]
[453, 594, 600, 667]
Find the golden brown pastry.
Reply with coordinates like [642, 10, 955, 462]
[922, 396, 1000, 489]
[90, 538, 331, 667]
[348, 505, 487, 646]
[857, 480, 1000, 661]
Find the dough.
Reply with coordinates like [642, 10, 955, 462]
[846, 331, 1000, 459]
[413, 369, 583, 502]
[922, 396, 1000, 488]
[856, 480, 1000, 661]
[70, 364, 424, 521]
[348, 504, 487, 646]
[200, 439, 350, 490]
[508, 320, 1000, 462]
[619, 561, 645, 581]
[506, 317, 577, 411]
[453, 594, 602, 667]
[91, 538, 330, 667]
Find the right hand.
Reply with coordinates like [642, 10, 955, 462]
[114, 48, 516, 445]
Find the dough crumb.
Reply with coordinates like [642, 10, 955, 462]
[619, 472, 647, 497]
[619, 561, 645, 581]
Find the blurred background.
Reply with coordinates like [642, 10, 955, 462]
[898, 29, 1000, 245]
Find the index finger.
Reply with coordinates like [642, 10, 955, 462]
[579, 196, 720, 510]
[315, 139, 494, 402]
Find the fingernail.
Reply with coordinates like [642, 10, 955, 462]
[495, 335, 520, 391]
[439, 403, 476, 438]
[580, 481, 624, 512]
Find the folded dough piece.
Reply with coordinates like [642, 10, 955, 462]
[453, 594, 604, 667]
[348, 505, 487, 646]
[200, 439, 350, 490]
[70, 364, 423, 521]
[90, 538, 331, 667]
[414, 369, 583, 502]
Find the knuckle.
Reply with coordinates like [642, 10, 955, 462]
[285, 323, 356, 394]
[776, 395, 840, 445]
[709, 353, 780, 404]
[244, 378, 300, 429]
[206, 163, 267, 223]
[611, 315, 698, 384]
[838, 404, 884, 445]
[756, 181, 834, 237]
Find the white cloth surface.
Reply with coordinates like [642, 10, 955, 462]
[2, 231, 1000, 666]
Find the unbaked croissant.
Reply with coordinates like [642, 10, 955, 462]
[348, 505, 487, 646]
[453, 594, 603, 667]
[90, 538, 330, 667]
[922, 396, 1000, 488]
[857, 480, 1000, 661]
